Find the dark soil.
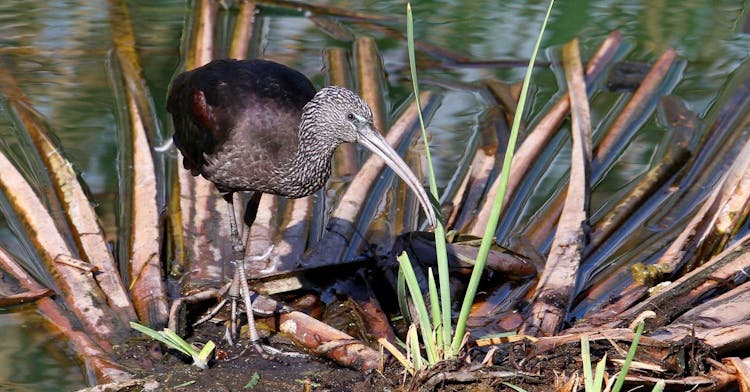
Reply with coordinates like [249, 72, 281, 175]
[111, 318, 590, 392]
[115, 321, 398, 392]
[113, 317, 715, 392]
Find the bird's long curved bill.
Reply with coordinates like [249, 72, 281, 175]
[358, 125, 438, 227]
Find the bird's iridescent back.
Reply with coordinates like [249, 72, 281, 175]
[167, 59, 316, 193]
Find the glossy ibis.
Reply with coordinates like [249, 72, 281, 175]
[167, 58, 437, 349]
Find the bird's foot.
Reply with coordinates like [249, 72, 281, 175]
[203, 245, 275, 345]
[226, 338, 307, 364]
[171, 245, 298, 361]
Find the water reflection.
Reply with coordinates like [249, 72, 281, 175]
[0, 306, 85, 391]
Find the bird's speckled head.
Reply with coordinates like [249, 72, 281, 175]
[293, 85, 438, 226]
[300, 86, 374, 144]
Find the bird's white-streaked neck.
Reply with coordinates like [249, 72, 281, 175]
[274, 106, 343, 198]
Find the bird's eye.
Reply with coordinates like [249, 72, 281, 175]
[347, 113, 355, 121]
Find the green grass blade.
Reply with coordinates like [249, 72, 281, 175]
[593, 353, 607, 391]
[406, 3, 436, 192]
[407, 324, 424, 371]
[397, 251, 437, 363]
[651, 380, 665, 392]
[161, 329, 210, 369]
[244, 372, 260, 389]
[130, 322, 168, 343]
[581, 335, 593, 392]
[406, 2, 452, 358]
[198, 340, 216, 363]
[130, 321, 192, 357]
[130, 321, 213, 369]
[612, 321, 645, 392]
[451, 0, 556, 353]
[397, 267, 412, 325]
[427, 267, 443, 349]
[161, 328, 197, 355]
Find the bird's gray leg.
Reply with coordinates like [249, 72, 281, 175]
[225, 192, 280, 359]
[224, 194, 259, 345]
[224, 195, 241, 342]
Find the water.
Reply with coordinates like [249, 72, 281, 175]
[0, 0, 747, 389]
[0, 306, 85, 391]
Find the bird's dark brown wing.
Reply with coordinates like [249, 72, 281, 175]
[167, 70, 221, 175]
[166, 59, 316, 177]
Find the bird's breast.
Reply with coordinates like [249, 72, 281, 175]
[200, 141, 332, 198]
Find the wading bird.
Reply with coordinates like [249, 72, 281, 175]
[167, 58, 436, 352]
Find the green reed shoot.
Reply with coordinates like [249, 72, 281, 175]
[581, 334, 607, 392]
[406, 2, 453, 358]
[579, 321, 661, 392]
[395, 0, 556, 369]
[130, 321, 215, 369]
[451, 0, 555, 352]
[611, 320, 645, 391]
